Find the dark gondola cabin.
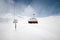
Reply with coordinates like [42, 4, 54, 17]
[28, 13, 38, 24]
[28, 18, 38, 24]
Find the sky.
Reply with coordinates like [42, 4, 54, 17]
[0, 0, 60, 17]
[0, 0, 60, 40]
[0, 0, 60, 22]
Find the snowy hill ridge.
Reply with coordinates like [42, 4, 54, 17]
[0, 14, 60, 40]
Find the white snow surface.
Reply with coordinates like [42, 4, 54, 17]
[0, 14, 60, 40]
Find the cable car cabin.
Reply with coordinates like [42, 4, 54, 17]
[28, 18, 38, 24]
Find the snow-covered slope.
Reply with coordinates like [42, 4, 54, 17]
[0, 14, 60, 40]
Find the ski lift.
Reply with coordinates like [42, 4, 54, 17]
[28, 14, 38, 24]
[28, 18, 38, 24]
[13, 19, 18, 23]
[13, 19, 18, 30]
[13, 3, 18, 30]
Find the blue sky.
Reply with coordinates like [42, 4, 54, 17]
[11, 0, 60, 17]
[0, 0, 60, 17]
